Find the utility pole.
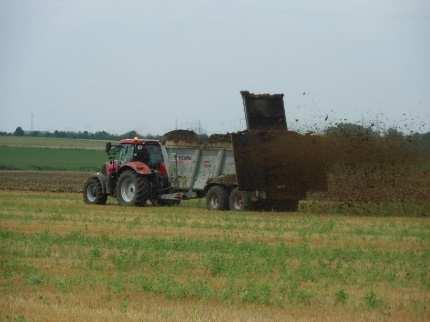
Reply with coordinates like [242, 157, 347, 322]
[30, 113, 34, 130]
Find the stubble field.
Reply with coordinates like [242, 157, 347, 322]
[1, 191, 429, 321]
[1, 135, 429, 321]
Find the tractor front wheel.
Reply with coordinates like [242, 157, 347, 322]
[83, 177, 107, 205]
[116, 170, 150, 206]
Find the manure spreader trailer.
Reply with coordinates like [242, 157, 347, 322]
[83, 91, 327, 211]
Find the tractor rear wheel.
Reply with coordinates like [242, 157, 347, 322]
[116, 170, 150, 206]
[229, 187, 252, 211]
[206, 185, 229, 211]
[83, 177, 107, 205]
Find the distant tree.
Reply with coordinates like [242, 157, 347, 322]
[385, 128, 404, 139]
[14, 126, 24, 136]
[120, 130, 141, 139]
[19, 128, 167, 141]
[325, 122, 378, 138]
[54, 130, 67, 138]
[81, 131, 90, 139]
[407, 131, 430, 153]
[94, 131, 112, 140]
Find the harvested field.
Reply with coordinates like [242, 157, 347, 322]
[1, 170, 429, 216]
[0, 171, 90, 193]
[1, 191, 429, 321]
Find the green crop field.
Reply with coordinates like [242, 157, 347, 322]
[0, 136, 110, 171]
[1, 191, 429, 321]
[0, 146, 105, 171]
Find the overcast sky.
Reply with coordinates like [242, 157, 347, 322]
[1, 0, 429, 135]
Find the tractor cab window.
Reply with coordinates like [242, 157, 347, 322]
[145, 144, 163, 167]
[133, 143, 163, 167]
[134, 144, 150, 163]
[118, 144, 134, 164]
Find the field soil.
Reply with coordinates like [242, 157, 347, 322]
[1, 191, 429, 321]
[0, 171, 90, 192]
[1, 169, 429, 216]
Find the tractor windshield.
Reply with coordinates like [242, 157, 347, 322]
[118, 144, 135, 164]
[107, 144, 121, 161]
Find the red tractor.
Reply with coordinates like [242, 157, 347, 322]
[83, 138, 175, 206]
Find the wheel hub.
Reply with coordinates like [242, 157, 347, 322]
[210, 196, 219, 209]
[86, 184, 98, 202]
[233, 194, 244, 210]
[121, 178, 136, 202]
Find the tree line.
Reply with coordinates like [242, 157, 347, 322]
[324, 123, 430, 152]
[2, 124, 430, 152]
[1, 127, 162, 141]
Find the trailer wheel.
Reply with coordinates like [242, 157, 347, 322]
[206, 185, 229, 211]
[229, 187, 252, 211]
[116, 170, 150, 206]
[83, 177, 107, 205]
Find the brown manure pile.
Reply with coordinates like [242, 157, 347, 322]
[207, 133, 231, 144]
[162, 129, 200, 146]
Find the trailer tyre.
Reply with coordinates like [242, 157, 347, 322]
[116, 170, 150, 206]
[83, 177, 107, 205]
[229, 187, 252, 211]
[206, 185, 229, 211]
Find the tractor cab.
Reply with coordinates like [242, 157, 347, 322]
[104, 138, 167, 177]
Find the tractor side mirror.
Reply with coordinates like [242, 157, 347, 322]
[105, 142, 112, 154]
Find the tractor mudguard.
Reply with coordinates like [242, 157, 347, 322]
[122, 161, 152, 175]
